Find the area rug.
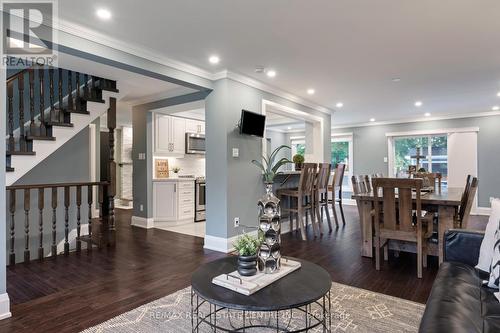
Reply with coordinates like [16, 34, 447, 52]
[81, 282, 424, 332]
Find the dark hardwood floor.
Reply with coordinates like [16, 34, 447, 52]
[0, 206, 488, 332]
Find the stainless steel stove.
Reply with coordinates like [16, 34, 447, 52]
[195, 177, 206, 222]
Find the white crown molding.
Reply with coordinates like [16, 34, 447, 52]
[55, 18, 216, 81]
[386, 127, 479, 137]
[43, 17, 336, 116]
[332, 110, 500, 130]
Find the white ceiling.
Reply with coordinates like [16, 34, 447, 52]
[58, 0, 500, 125]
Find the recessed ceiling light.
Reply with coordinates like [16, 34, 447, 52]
[307, 89, 315, 95]
[208, 55, 220, 64]
[414, 101, 423, 107]
[336, 102, 344, 108]
[392, 78, 401, 82]
[493, 106, 500, 111]
[266, 69, 276, 78]
[369, 118, 376, 122]
[424, 112, 431, 117]
[497, 92, 500, 97]
[96, 8, 112, 20]
[287, 126, 292, 130]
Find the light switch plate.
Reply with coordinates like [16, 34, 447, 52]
[232, 148, 239, 158]
[383, 157, 388, 163]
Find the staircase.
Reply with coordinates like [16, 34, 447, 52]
[5, 63, 120, 264]
[6, 66, 120, 186]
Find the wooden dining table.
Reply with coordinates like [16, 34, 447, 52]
[352, 187, 463, 264]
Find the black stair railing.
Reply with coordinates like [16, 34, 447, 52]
[5, 62, 118, 172]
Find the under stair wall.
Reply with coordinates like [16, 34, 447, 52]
[6, 128, 92, 263]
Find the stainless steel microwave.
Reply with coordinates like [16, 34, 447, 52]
[185, 133, 205, 154]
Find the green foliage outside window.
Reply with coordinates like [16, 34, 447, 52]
[331, 141, 349, 171]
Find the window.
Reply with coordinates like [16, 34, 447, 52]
[331, 135, 353, 192]
[392, 134, 448, 181]
[290, 139, 305, 158]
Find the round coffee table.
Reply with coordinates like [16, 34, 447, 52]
[191, 257, 332, 332]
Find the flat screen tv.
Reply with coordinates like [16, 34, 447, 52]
[239, 110, 266, 137]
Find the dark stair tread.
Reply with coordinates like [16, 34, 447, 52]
[6, 151, 36, 156]
[65, 109, 90, 115]
[26, 135, 56, 141]
[101, 87, 119, 93]
[82, 96, 105, 103]
[6, 167, 14, 172]
[46, 121, 74, 127]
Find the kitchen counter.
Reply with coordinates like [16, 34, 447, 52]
[153, 177, 195, 182]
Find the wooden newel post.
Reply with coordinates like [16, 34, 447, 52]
[107, 97, 117, 245]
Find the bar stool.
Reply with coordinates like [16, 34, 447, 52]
[277, 163, 318, 240]
[314, 163, 333, 233]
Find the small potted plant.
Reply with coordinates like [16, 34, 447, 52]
[292, 154, 305, 171]
[171, 167, 181, 177]
[233, 233, 261, 276]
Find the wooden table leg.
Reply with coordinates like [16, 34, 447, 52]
[360, 200, 373, 257]
[438, 205, 455, 265]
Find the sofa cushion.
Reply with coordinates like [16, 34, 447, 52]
[419, 262, 483, 333]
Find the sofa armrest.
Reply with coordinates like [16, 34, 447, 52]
[444, 229, 484, 267]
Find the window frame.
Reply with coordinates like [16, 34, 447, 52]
[388, 133, 448, 180]
[331, 133, 354, 193]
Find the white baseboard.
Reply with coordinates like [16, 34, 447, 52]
[131, 216, 154, 229]
[0, 293, 11, 320]
[474, 206, 491, 216]
[204, 230, 258, 253]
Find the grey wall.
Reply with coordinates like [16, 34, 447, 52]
[265, 130, 291, 170]
[205, 78, 331, 239]
[333, 115, 500, 206]
[0, 58, 7, 297]
[6, 127, 91, 263]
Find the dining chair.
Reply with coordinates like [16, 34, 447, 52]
[352, 175, 374, 220]
[414, 172, 442, 193]
[328, 164, 346, 226]
[278, 163, 318, 240]
[372, 177, 432, 278]
[457, 176, 478, 229]
[314, 163, 333, 232]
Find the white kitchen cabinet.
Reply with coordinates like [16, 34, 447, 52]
[153, 181, 177, 221]
[154, 113, 186, 156]
[153, 179, 195, 223]
[185, 119, 205, 135]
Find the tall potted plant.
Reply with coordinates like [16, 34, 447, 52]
[251, 145, 291, 274]
[251, 145, 292, 184]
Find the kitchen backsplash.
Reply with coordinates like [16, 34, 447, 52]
[154, 155, 206, 177]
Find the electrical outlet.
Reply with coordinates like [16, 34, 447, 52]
[234, 217, 240, 228]
[140, 204, 144, 212]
